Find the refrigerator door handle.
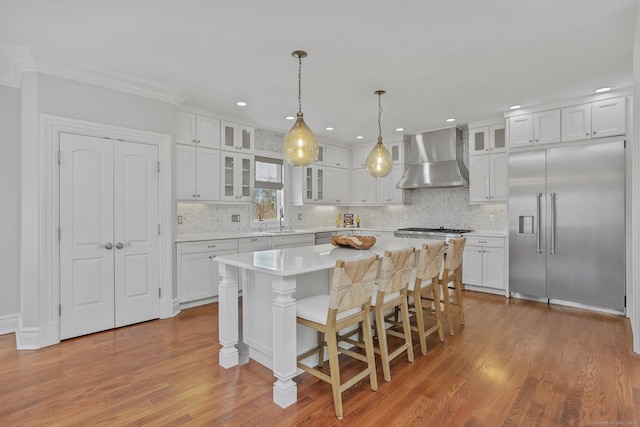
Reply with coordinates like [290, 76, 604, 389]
[536, 192, 542, 254]
[550, 192, 556, 255]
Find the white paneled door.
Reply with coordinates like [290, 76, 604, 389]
[59, 133, 160, 340]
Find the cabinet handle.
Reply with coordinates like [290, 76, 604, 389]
[529, 139, 532, 142]
[197, 194, 200, 197]
[250, 238, 258, 241]
[592, 131, 597, 135]
[192, 194, 197, 198]
[586, 133, 590, 136]
[207, 245, 217, 248]
[192, 139, 196, 143]
[479, 240, 487, 243]
[209, 255, 216, 259]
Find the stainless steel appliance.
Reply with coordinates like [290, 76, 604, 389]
[508, 140, 625, 311]
[315, 231, 337, 245]
[394, 227, 472, 240]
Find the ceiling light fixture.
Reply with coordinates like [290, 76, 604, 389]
[283, 50, 318, 167]
[285, 116, 295, 120]
[365, 90, 393, 178]
[236, 101, 248, 107]
[395, 127, 404, 132]
[326, 127, 334, 131]
[445, 118, 456, 122]
[595, 87, 611, 93]
[356, 136, 364, 139]
[509, 105, 522, 110]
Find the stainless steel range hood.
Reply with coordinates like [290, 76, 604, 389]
[396, 127, 468, 189]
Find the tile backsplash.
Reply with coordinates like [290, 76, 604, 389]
[176, 127, 508, 237]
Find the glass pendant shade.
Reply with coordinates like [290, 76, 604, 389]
[283, 112, 318, 166]
[366, 136, 393, 177]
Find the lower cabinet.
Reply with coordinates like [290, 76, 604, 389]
[238, 236, 270, 253]
[177, 239, 238, 304]
[462, 235, 506, 295]
[271, 233, 315, 249]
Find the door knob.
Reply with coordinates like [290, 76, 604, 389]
[115, 242, 131, 249]
[99, 243, 113, 250]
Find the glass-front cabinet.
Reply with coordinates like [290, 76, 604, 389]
[221, 152, 254, 201]
[221, 121, 254, 153]
[304, 165, 324, 203]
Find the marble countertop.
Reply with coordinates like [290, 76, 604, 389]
[174, 226, 400, 242]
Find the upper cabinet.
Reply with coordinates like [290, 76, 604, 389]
[324, 144, 350, 168]
[220, 152, 254, 202]
[509, 97, 626, 148]
[176, 112, 221, 149]
[221, 121, 254, 153]
[561, 97, 626, 142]
[508, 110, 560, 148]
[469, 124, 506, 156]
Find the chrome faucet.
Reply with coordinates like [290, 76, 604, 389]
[279, 206, 284, 231]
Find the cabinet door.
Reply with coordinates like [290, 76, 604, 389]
[468, 155, 490, 203]
[176, 144, 196, 200]
[220, 153, 254, 201]
[508, 115, 533, 147]
[180, 252, 216, 302]
[335, 168, 351, 204]
[533, 110, 561, 145]
[176, 111, 196, 145]
[326, 144, 350, 168]
[239, 125, 254, 152]
[238, 237, 270, 253]
[304, 166, 315, 203]
[236, 154, 254, 201]
[489, 124, 506, 153]
[315, 143, 325, 164]
[592, 97, 626, 138]
[351, 168, 377, 204]
[489, 152, 508, 202]
[386, 164, 406, 204]
[482, 246, 505, 289]
[351, 146, 368, 169]
[469, 127, 489, 156]
[196, 147, 220, 201]
[221, 121, 237, 151]
[561, 104, 591, 141]
[388, 141, 406, 164]
[462, 246, 483, 286]
[197, 116, 221, 149]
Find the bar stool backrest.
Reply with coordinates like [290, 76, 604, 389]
[377, 248, 415, 294]
[329, 255, 380, 313]
[416, 242, 446, 280]
[444, 237, 466, 272]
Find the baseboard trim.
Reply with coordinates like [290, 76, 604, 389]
[0, 313, 19, 336]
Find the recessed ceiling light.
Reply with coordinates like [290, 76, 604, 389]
[509, 105, 522, 110]
[356, 136, 364, 139]
[236, 101, 248, 107]
[285, 116, 295, 120]
[595, 87, 611, 93]
[445, 118, 456, 122]
[325, 127, 334, 131]
[395, 127, 404, 132]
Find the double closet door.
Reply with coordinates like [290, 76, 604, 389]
[59, 133, 160, 340]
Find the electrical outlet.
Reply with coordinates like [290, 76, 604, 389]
[177, 215, 183, 224]
[298, 213, 303, 220]
[231, 214, 241, 223]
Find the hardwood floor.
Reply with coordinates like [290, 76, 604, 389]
[1, 291, 639, 426]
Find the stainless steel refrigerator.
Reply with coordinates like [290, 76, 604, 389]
[508, 140, 625, 311]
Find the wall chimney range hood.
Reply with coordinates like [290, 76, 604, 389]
[396, 127, 469, 189]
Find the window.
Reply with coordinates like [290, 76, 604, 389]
[254, 156, 283, 222]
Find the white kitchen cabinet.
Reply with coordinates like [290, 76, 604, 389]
[469, 124, 506, 156]
[304, 165, 325, 203]
[325, 167, 350, 204]
[325, 144, 350, 168]
[591, 97, 626, 138]
[351, 146, 368, 169]
[469, 151, 507, 203]
[509, 111, 560, 147]
[561, 104, 591, 142]
[176, 111, 221, 149]
[376, 163, 409, 204]
[238, 236, 270, 253]
[271, 233, 315, 249]
[221, 152, 254, 202]
[221, 121, 254, 153]
[176, 145, 221, 201]
[351, 168, 377, 204]
[462, 236, 506, 294]
[387, 140, 408, 164]
[533, 110, 561, 145]
[177, 239, 238, 304]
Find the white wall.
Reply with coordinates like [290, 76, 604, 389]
[0, 85, 21, 329]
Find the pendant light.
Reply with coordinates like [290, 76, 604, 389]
[365, 90, 393, 177]
[283, 50, 318, 167]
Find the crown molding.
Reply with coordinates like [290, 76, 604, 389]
[36, 57, 190, 106]
[0, 46, 36, 88]
[0, 46, 190, 106]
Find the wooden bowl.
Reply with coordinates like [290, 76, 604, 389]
[330, 235, 377, 250]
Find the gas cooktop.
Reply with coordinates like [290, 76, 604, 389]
[394, 227, 473, 237]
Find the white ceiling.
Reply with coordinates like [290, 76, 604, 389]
[0, 0, 637, 145]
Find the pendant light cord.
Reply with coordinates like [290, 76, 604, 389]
[378, 92, 383, 138]
[298, 55, 302, 114]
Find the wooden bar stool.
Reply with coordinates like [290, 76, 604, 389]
[408, 242, 446, 355]
[440, 237, 466, 335]
[295, 255, 380, 419]
[370, 247, 416, 382]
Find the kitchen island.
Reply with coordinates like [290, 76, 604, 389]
[214, 236, 440, 408]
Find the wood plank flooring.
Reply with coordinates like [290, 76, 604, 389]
[1, 291, 639, 426]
